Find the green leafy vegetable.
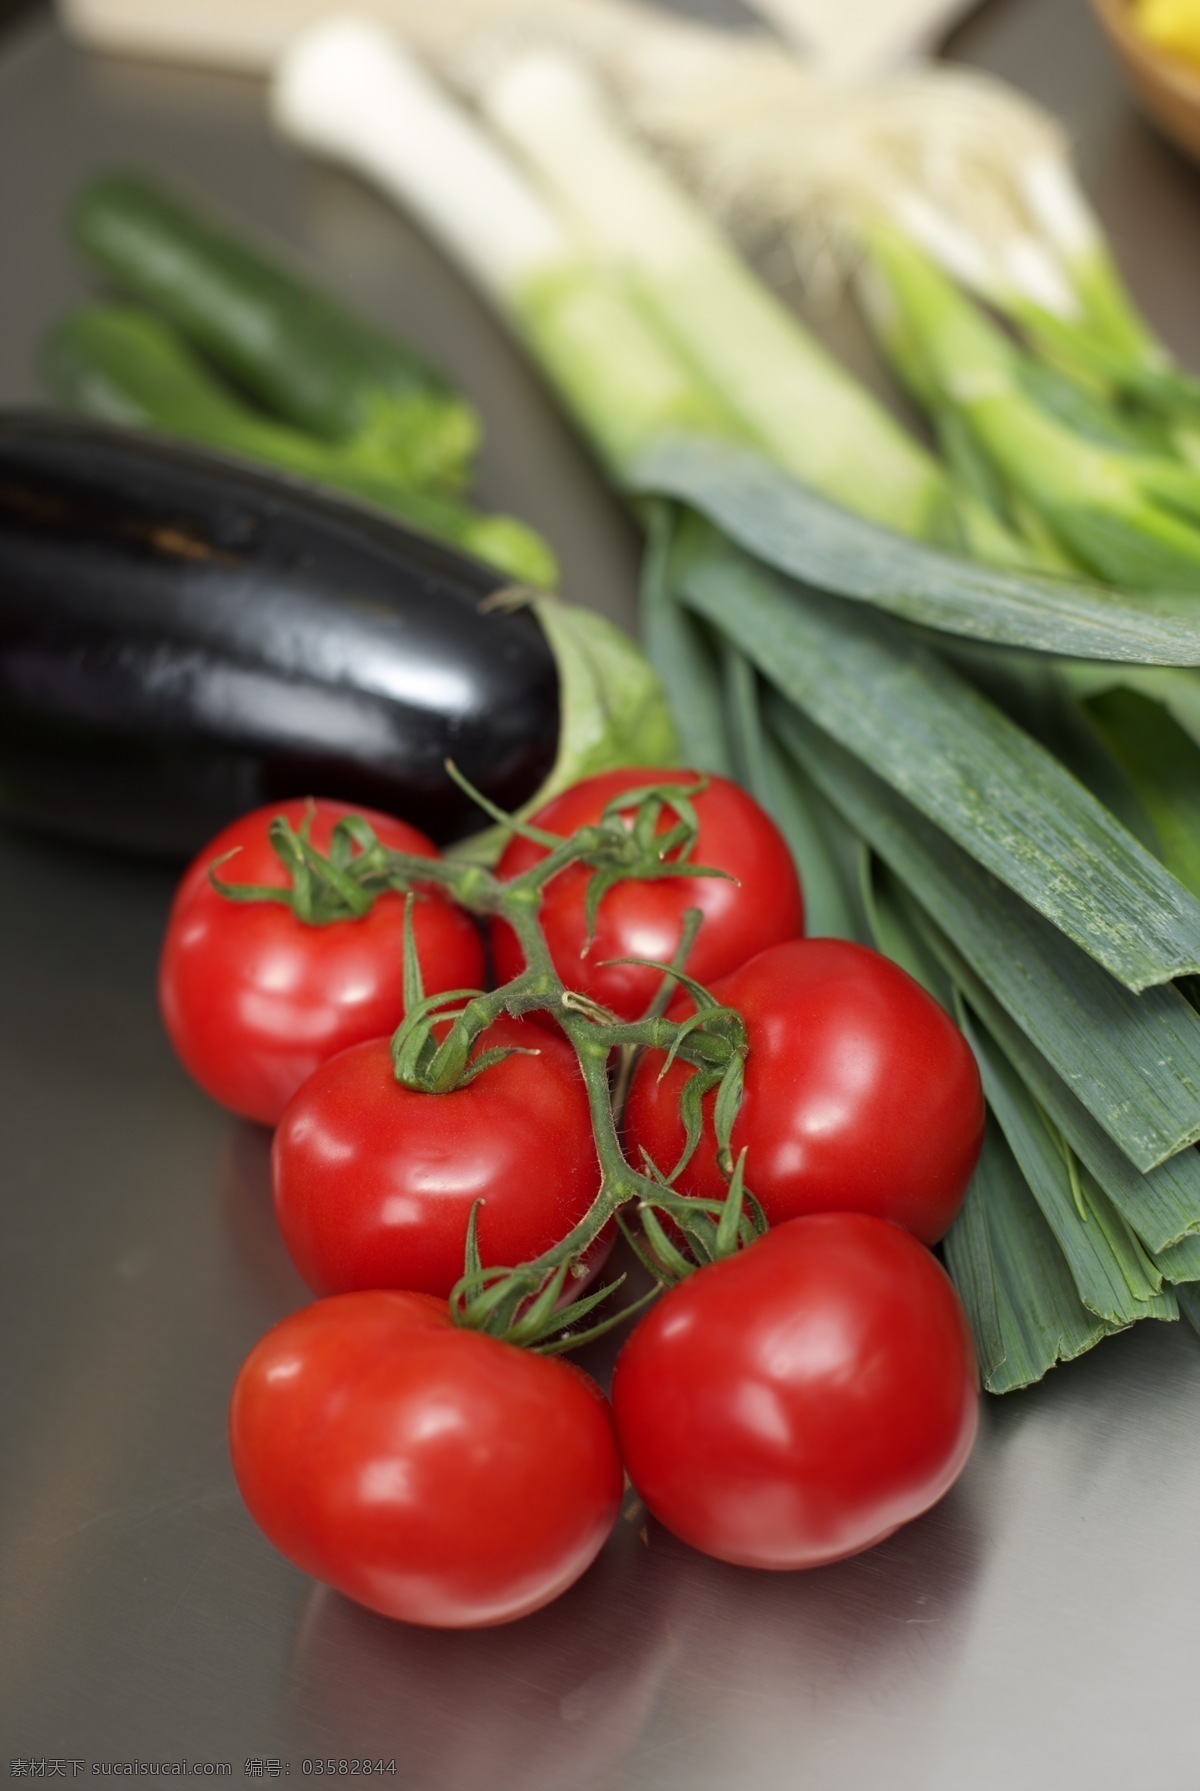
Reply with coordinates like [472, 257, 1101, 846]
[678, 529, 1200, 993]
[627, 434, 1200, 666]
[952, 1124, 1113, 1395]
[960, 1011, 1177, 1325]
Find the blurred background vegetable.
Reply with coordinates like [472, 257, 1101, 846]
[48, 171, 557, 586]
[1133, 0, 1200, 69]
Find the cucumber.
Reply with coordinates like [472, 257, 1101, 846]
[45, 305, 557, 588]
[73, 171, 479, 492]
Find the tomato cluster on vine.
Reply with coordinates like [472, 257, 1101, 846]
[160, 768, 985, 1630]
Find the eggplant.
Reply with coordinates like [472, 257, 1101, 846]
[0, 413, 560, 855]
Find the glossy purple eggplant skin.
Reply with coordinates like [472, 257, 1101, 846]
[0, 413, 560, 855]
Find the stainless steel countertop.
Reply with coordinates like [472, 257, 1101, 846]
[3, 3, 1200, 1784]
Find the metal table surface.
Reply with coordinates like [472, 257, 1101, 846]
[3, 2, 1200, 1784]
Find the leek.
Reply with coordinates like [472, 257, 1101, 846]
[271, 20, 737, 477]
[1084, 687, 1200, 902]
[261, 0, 1195, 432]
[950, 1122, 1114, 1395]
[477, 50, 957, 542]
[738, 0, 983, 71]
[961, 1009, 1178, 1327]
[626, 434, 1200, 666]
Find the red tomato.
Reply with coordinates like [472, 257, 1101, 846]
[611, 1214, 978, 1570]
[490, 768, 804, 1022]
[624, 938, 984, 1245]
[159, 798, 484, 1125]
[273, 1017, 605, 1299]
[229, 1291, 624, 1627]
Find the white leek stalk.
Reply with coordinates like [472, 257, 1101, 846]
[63, 0, 1184, 417]
[256, 2, 1082, 323]
[443, 3, 1185, 412]
[272, 19, 737, 473]
[274, 20, 969, 544]
[477, 48, 955, 541]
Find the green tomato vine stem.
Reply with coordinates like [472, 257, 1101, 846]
[217, 781, 763, 1348]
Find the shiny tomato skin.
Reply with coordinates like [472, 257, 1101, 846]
[229, 1291, 624, 1628]
[490, 767, 804, 1022]
[624, 938, 984, 1245]
[611, 1214, 978, 1571]
[273, 1017, 602, 1299]
[159, 798, 484, 1125]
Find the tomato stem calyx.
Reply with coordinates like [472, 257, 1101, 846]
[214, 778, 769, 1347]
[208, 807, 423, 924]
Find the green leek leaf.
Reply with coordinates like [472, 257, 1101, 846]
[871, 856, 1200, 1255]
[626, 434, 1200, 665]
[1064, 662, 1200, 750]
[927, 928, 1200, 1254]
[679, 531, 1200, 992]
[956, 1123, 1112, 1395]
[636, 499, 733, 777]
[859, 853, 952, 1001]
[771, 702, 1200, 1174]
[960, 1011, 1177, 1325]
[940, 1145, 1007, 1390]
[1153, 1231, 1200, 1283]
[754, 726, 863, 943]
[1176, 1283, 1200, 1336]
[718, 639, 769, 795]
[1084, 686, 1200, 900]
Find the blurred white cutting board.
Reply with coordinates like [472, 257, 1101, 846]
[59, 0, 988, 75]
[745, 0, 986, 71]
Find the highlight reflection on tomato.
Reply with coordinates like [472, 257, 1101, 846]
[229, 1291, 624, 1628]
[159, 798, 484, 1125]
[611, 1214, 979, 1571]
